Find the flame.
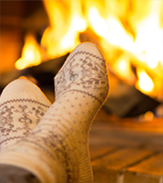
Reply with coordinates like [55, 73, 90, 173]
[136, 68, 154, 94]
[15, 34, 41, 70]
[88, 7, 134, 51]
[60, 15, 86, 50]
[15, 0, 163, 100]
[133, 0, 163, 69]
[86, 0, 162, 98]
[87, 1, 163, 69]
[41, 0, 87, 58]
[112, 54, 135, 84]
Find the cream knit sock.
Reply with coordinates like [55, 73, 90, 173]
[0, 79, 51, 151]
[0, 42, 109, 183]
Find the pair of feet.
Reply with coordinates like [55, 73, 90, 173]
[0, 42, 109, 183]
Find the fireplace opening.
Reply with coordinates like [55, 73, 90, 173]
[0, 0, 163, 119]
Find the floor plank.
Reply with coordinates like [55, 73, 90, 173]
[124, 153, 163, 183]
[91, 148, 154, 183]
[89, 109, 163, 183]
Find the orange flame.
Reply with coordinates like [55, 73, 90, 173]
[41, 0, 87, 58]
[136, 68, 154, 94]
[112, 54, 135, 84]
[15, 0, 163, 100]
[133, 0, 163, 69]
[15, 34, 41, 70]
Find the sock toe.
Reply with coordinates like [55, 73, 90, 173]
[0, 79, 51, 106]
[55, 42, 109, 103]
[0, 79, 51, 150]
[72, 42, 103, 57]
[0, 43, 109, 183]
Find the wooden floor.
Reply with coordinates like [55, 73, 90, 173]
[89, 109, 163, 183]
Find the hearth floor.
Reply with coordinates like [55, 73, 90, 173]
[89, 109, 163, 183]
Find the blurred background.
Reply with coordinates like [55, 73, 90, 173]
[0, 0, 163, 119]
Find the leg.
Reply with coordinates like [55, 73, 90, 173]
[0, 42, 109, 183]
[0, 79, 51, 151]
[0, 79, 51, 182]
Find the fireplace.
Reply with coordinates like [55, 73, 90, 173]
[0, 0, 163, 118]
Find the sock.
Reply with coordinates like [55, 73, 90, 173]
[0, 79, 51, 151]
[0, 42, 109, 183]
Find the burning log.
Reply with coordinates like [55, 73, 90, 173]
[104, 77, 160, 117]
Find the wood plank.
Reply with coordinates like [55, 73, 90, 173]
[94, 109, 163, 133]
[89, 145, 117, 161]
[90, 121, 163, 151]
[92, 148, 154, 183]
[124, 153, 163, 183]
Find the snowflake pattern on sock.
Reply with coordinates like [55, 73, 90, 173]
[55, 51, 109, 103]
[0, 79, 51, 151]
[0, 99, 50, 148]
[0, 43, 110, 183]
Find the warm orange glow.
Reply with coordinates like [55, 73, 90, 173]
[136, 69, 154, 94]
[60, 15, 87, 51]
[144, 111, 154, 121]
[41, 0, 67, 58]
[88, 7, 133, 51]
[112, 54, 135, 84]
[15, 34, 41, 70]
[41, 0, 87, 58]
[88, 7, 108, 38]
[133, 0, 163, 69]
[115, 59, 130, 76]
[71, 16, 87, 32]
[15, 0, 163, 100]
[88, 0, 163, 72]
[69, 0, 87, 32]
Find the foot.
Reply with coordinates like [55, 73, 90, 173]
[0, 42, 109, 183]
[0, 79, 51, 151]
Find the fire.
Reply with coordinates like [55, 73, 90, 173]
[136, 69, 154, 94]
[15, 34, 41, 70]
[133, 0, 163, 69]
[41, 0, 87, 58]
[88, 7, 134, 51]
[112, 54, 135, 84]
[15, 0, 163, 100]
[60, 15, 86, 50]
